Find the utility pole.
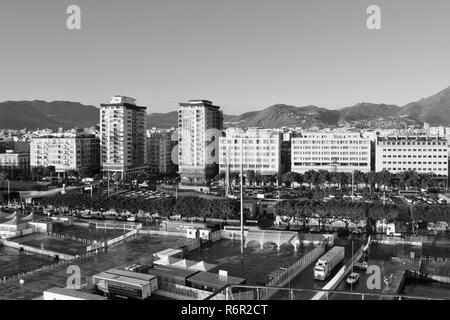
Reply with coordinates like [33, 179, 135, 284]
[240, 136, 244, 254]
[107, 172, 110, 196]
[7, 179, 10, 207]
[351, 170, 354, 202]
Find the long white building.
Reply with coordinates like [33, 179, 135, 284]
[291, 132, 372, 173]
[219, 128, 282, 176]
[375, 134, 448, 176]
[100, 96, 147, 179]
[178, 100, 223, 184]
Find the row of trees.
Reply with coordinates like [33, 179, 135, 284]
[215, 171, 278, 186]
[275, 199, 450, 230]
[411, 204, 450, 224]
[274, 199, 400, 230]
[280, 169, 445, 192]
[38, 194, 241, 220]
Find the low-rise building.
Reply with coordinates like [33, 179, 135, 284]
[375, 134, 448, 177]
[219, 128, 282, 176]
[291, 131, 372, 173]
[30, 133, 100, 175]
[0, 151, 30, 179]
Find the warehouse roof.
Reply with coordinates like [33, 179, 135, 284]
[44, 287, 107, 300]
[105, 269, 157, 282]
[93, 272, 150, 287]
[148, 265, 199, 279]
[187, 272, 246, 290]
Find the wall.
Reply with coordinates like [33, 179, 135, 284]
[156, 282, 226, 300]
[311, 241, 368, 300]
[262, 243, 327, 300]
[0, 238, 75, 260]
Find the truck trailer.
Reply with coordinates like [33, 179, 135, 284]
[93, 272, 153, 300]
[314, 246, 345, 281]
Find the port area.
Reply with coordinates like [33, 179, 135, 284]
[0, 234, 189, 300]
[0, 246, 54, 279]
[186, 240, 317, 285]
[0, 224, 130, 263]
[246, 236, 427, 300]
[330, 242, 422, 300]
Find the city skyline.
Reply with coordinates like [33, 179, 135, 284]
[1, 0, 450, 114]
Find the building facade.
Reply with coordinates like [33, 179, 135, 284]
[219, 128, 282, 176]
[146, 128, 177, 175]
[291, 131, 372, 173]
[178, 100, 223, 184]
[100, 96, 147, 179]
[0, 151, 30, 180]
[30, 133, 100, 174]
[375, 135, 448, 176]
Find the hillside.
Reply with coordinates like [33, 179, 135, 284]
[2, 86, 450, 130]
[397, 86, 450, 125]
[0, 101, 98, 129]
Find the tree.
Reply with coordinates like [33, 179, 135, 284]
[246, 170, 256, 186]
[377, 170, 393, 190]
[0, 171, 7, 189]
[304, 170, 318, 190]
[317, 170, 329, 190]
[353, 171, 366, 188]
[281, 172, 296, 187]
[364, 171, 377, 195]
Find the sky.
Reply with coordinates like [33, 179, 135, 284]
[1, 0, 449, 115]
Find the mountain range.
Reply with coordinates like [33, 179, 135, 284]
[1, 86, 450, 130]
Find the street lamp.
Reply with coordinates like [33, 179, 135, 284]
[7, 179, 10, 207]
[240, 136, 244, 254]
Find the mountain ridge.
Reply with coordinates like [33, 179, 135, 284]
[2, 86, 450, 129]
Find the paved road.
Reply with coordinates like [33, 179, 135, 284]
[271, 237, 363, 300]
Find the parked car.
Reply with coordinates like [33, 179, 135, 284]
[346, 272, 360, 286]
[353, 261, 369, 271]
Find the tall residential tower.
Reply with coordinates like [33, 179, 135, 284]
[178, 100, 223, 184]
[100, 96, 147, 180]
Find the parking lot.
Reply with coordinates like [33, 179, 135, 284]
[119, 189, 172, 200]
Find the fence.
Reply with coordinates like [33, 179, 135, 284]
[85, 229, 139, 252]
[312, 245, 365, 300]
[0, 248, 104, 286]
[0, 238, 76, 261]
[157, 281, 226, 300]
[374, 235, 423, 247]
[45, 232, 94, 245]
[260, 243, 327, 300]
[89, 221, 142, 230]
[421, 256, 450, 262]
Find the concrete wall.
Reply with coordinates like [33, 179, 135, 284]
[0, 238, 75, 260]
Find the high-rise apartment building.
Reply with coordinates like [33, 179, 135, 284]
[219, 128, 282, 176]
[178, 100, 223, 184]
[100, 96, 147, 179]
[30, 133, 100, 174]
[146, 128, 177, 175]
[291, 132, 372, 173]
[375, 134, 448, 177]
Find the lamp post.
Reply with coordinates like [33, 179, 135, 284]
[240, 136, 244, 254]
[7, 179, 10, 207]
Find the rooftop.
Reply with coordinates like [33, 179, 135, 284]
[44, 287, 106, 300]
